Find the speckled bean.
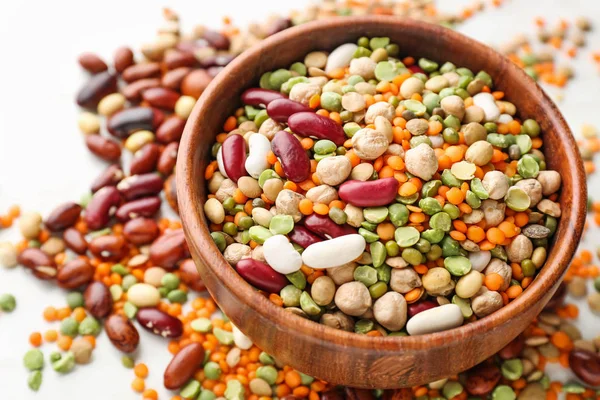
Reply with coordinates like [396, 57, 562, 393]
[142, 87, 181, 110]
[57, 259, 94, 289]
[91, 164, 124, 193]
[85, 135, 122, 162]
[156, 115, 186, 143]
[338, 178, 399, 207]
[115, 196, 161, 222]
[163, 343, 205, 390]
[271, 131, 311, 183]
[63, 228, 88, 255]
[18, 248, 57, 280]
[130, 143, 160, 175]
[45, 202, 82, 232]
[105, 314, 140, 353]
[123, 218, 160, 245]
[107, 107, 163, 139]
[85, 186, 121, 230]
[76, 71, 118, 108]
[117, 173, 163, 200]
[84, 281, 113, 318]
[136, 308, 183, 338]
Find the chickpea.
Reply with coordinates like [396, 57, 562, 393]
[320, 311, 354, 331]
[349, 57, 377, 80]
[334, 281, 372, 316]
[289, 83, 321, 105]
[465, 141, 494, 166]
[400, 77, 424, 99]
[326, 262, 357, 285]
[19, 211, 42, 240]
[223, 243, 251, 266]
[515, 179, 543, 206]
[405, 143, 438, 181]
[343, 204, 364, 228]
[364, 102, 395, 124]
[373, 292, 408, 331]
[215, 179, 237, 202]
[275, 189, 306, 222]
[506, 234, 533, 263]
[306, 185, 338, 204]
[422, 267, 455, 296]
[390, 268, 422, 294]
[316, 156, 352, 185]
[440, 95, 465, 120]
[351, 128, 389, 160]
[471, 287, 504, 317]
[482, 171, 509, 200]
[536, 171, 561, 195]
[484, 258, 512, 291]
[258, 118, 284, 140]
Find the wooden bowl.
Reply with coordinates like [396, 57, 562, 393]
[177, 16, 586, 388]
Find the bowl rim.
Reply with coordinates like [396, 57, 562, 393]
[177, 16, 586, 350]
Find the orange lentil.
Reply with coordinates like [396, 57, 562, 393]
[131, 378, 146, 393]
[446, 187, 465, 205]
[376, 222, 396, 241]
[142, 389, 158, 400]
[486, 227, 506, 244]
[449, 231, 466, 241]
[313, 203, 329, 216]
[43, 306, 58, 322]
[399, 182, 418, 197]
[299, 199, 314, 215]
[134, 363, 149, 378]
[29, 332, 42, 347]
[506, 285, 523, 299]
[57, 335, 73, 351]
[484, 273, 504, 291]
[44, 329, 58, 342]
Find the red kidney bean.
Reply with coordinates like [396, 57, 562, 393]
[241, 88, 285, 107]
[266, 98, 312, 123]
[288, 226, 323, 248]
[156, 115, 186, 143]
[91, 164, 124, 193]
[130, 143, 160, 176]
[63, 228, 88, 254]
[114, 46, 135, 74]
[149, 229, 188, 269]
[236, 258, 287, 293]
[165, 50, 197, 70]
[179, 259, 206, 292]
[339, 178, 399, 207]
[302, 214, 356, 239]
[85, 135, 122, 162]
[498, 335, 524, 359]
[85, 186, 122, 230]
[136, 308, 183, 338]
[163, 343, 205, 389]
[465, 363, 501, 396]
[115, 196, 161, 222]
[78, 52, 108, 74]
[221, 134, 247, 183]
[89, 235, 127, 261]
[271, 131, 310, 183]
[162, 67, 191, 90]
[181, 69, 212, 99]
[407, 300, 438, 318]
[203, 30, 230, 50]
[107, 107, 163, 139]
[142, 87, 180, 110]
[164, 174, 178, 213]
[123, 218, 160, 245]
[158, 142, 178, 176]
[57, 259, 94, 289]
[320, 389, 345, 400]
[122, 62, 161, 83]
[266, 18, 292, 36]
[199, 54, 235, 69]
[84, 281, 113, 318]
[544, 282, 567, 311]
[76, 71, 117, 108]
[122, 78, 162, 102]
[117, 173, 164, 200]
[45, 202, 82, 232]
[344, 388, 375, 400]
[287, 112, 346, 146]
[18, 248, 57, 280]
[408, 65, 426, 75]
[105, 314, 140, 353]
[569, 349, 600, 386]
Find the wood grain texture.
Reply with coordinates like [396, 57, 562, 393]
[176, 17, 586, 388]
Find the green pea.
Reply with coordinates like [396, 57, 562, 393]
[285, 271, 307, 291]
[244, 105, 260, 120]
[280, 285, 302, 307]
[354, 265, 378, 286]
[398, 192, 419, 205]
[110, 263, 128, 276]
[369, 37, 390, 49]
[423, 93, 441, 113]
[78, 316, 101, 336]
[465, 190, 481, 209]
[458, 75, 473, 89]
[222, 222, 238, 237]
[455, 88, 470, 100]
[199, 390, 217, 400]
[483, 122, 497, 134]
[161, 273, 180, 290]
[347, 75, 365, 86]
[443, 204, 460, 219]
[487, 133, 515, 148]
[402, 248, 423, 266]
[545, 216, 558, 236]
[439, 61, 456, 73]
[355, 319, 374, 334]
[299, 292, 321, 316]
[376, 264, 391, 283]
[258, 352, 275, 365]
[438, 87, 456, 98]
[314, 153, 334, 161]
[329, 207, 347, 225]
[238, 216, 254, 230]
[410, 136, 432, 148]
[181, 380, 202, 399]
[122, 274, 138, 291]
[385, 241, 400, 257]
[421, 229, 445, 244]
[359, 228, 380, 243]
[444, 256, 472, 276]
[364, 207, 389, 224]
[121, 302, 136, 319]
[427, 244, 443, 261]
[395, 227, 420, 247]
[369, 282, 388, 299]
[456, 67, 474, 77]
[66, 292, 84, 309]
[222, 197, 236, 212]
[60, 317, 79, 337]
[441, 169, 462, 187]
[204, 361, 222, 380]
[419, 197, 442, 216]
[321, 92, 342, 112]
[256, 365, 278, 385]
[253, 109, 269, 128]
[370, 241, 387, 268]
[470, 178, 489, 199]
[418, 58, 439, 72]
[269, 69, 292, 91]
[259, 72, 273, 89]
[24, 349, 44, 371]
[213, 327, 234, 345]
[444, 114, 461, 131]
[414, 238, 431, 254]
[517, 155, 540, 178]
[389, 204, 409, 227]
[168, 289, 188, 304]
[0, 293, 16, 312]
[441, 236, 461, 257]
[500, 358, 523, 381]
[121, 355, 135, 369]
[562, 382, 586, 394]
[269, 215, 294, 235]
[52, 351, 75, 374]
[475, 70, 493, 88]
[594, 276, 600, 292]
[505, 187, 531, 212]
[452, 295, 473, 318]
[248, 226, 273, 244]
[311, 140, 336, 156]
[442, 127, 460, 144]
[516, 134, 532, 155]
[421, 180, 442, 198]
[522, 119, 540, 137]
[211, 142, 222, 158]
[189, 318, 212, 333]
[492, 385, 516, 400]
[343, 122, 361, 137]
[49, 351, 61, 363]
[442, 381, 464, 399]
[403, 100, 427, 116]
[375, 61, 400, 81]
[430, 212, 451, 232]
[290, 62, 307, 77]
[385, 43, 400, 57]
[28, 370, 42, 391]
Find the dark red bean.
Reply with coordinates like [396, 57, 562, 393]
[105, 314, 140, 353]
[157, 143, 178, 176]
[88, 235, 127, 261]
[407, 300, 437, 318]
[162, 67, 191, 90]
[236, 258, 287, 293]
[287, 112, 346, 146]
[163, 343, 205, 389]
[107, 107, 163, 139]
[203, 30, 230, 50]
[149, 229, 188, 269]
[207, 66, 224, 78]
[76, 71, 117, 108]
[122, 62, 161, 83]
[85, 135, 122, 162]
[302, 214, 356, 239]
[288, 226, 323, 248]
[115, 196, 161, 222]
[179, 259, 206, 292]
[241, 88, 285, 107]
[117, 173, 164, 200]
[199, 54, 235, 69]
[344, 388, 375, 400]
[130, 143, 160, 175]
[156, 115, 186, 143]
[164, 50, 197, 70]
[63, 228, 88, 254]
[142, 87, 180, 110]
[45, 202, 82, 232]
[465, 363, 501, 396]
[181, 69, 212, 99]
[57, 259, 94, 289]
[91, 164, 124, 193]
[114, 47, 135, 74]
[18, 248, 57, 280]
[123, 218, 160, 245]
[339, 178, 399, 207]
[220, 135, 247, 183]
[271, 131, 310, 183]
[164, 174, 178, 213]
[498, 335, 524, 359]
[78, 52, 108, 74]
[122, 78, 162, 102]
[381, 389, 413, 400]
[84, 281, 113, 318]
[136, 308, 183, 338]
[408, 65, 426, 74]
[320, 389, 345, 400]
[266, 98, 312, 123]
[85, 186, 122, 230]
[569, 349, 600, 386]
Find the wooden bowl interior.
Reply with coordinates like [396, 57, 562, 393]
[177, 16, 586, 388]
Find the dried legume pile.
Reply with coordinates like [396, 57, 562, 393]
[204, 36, 563, 336]
[0, 1, 599, 399]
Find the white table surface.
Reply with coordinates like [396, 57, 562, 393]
[1, 0, 599, 398]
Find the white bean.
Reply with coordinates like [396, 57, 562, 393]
[406, 304, 464, 336]
[325, 43, 358, 73]
[263, 235, 302, 274]
[301, 234, 366, 269]
[216, 147, 229, 178]
[245, 134, 271, 178]
[232, 324, 253, 350]
[127, 283, 161, 307]
[473, 92, 500, 122]
[497, 113, 513, 124]
[469, 251, 491, 272]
